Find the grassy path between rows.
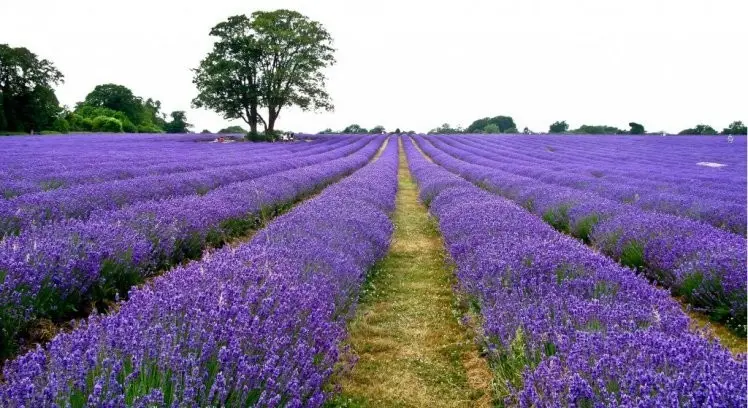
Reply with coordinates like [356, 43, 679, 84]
[329, 139, 492, 407]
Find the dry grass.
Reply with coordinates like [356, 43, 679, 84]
[685, 307, 746, 356]
[329, 139, 492, 408]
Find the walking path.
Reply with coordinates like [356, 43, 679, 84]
[329, 139, 492, 407]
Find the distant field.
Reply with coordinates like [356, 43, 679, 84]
[1, 133, 745, 406]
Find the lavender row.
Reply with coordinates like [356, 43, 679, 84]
[456, 134, 745, 207]
[0, 137, 382, 359]
[403, 137, 746, 406]
[434, 136, 746, 233]
[0, 137, 362, 236]
[475, 134, 746, 195]
[415, 136, 747, 334]
[0, 136, 398, 407]
[0, 138, 326, 198]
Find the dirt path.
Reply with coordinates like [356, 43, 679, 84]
[329, 139, 492, 408]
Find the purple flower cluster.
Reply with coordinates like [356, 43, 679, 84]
[0, 137, 360, 235]
[0, 137, 398, 407]
[414, 135, 747, 333]
[0, 137, 382, 359]
[403, 137, 746, 406]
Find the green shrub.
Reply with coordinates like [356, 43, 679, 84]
[137, 124, 163, 133]
[52, 118, 70, 133]
[121, 119, 138, 133]
[92, 116, 123, 133]
[40, 130, 61, 135]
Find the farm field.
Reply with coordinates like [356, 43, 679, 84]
[0, 133, 746, 406]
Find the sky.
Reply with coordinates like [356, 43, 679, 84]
[2, 0, 746, 134]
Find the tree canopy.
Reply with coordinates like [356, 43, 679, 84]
[628, 122, 645, 135]
[428, 123, 464, 134]
[193, 10, 335, 136]
[678, 124, 718, 135]
[549, 121, 569, 133]
[0, 44, 64, 133]
[466, 116, 516, 133]
[571, 124, 625, 134]
[721, 121, 747, 135]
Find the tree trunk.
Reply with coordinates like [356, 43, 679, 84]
[248, 104, 258, 134]
[267, 108, 278, 133]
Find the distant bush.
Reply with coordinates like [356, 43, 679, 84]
[40, 130, 62, 135]
[121, 120, 138, 133]
[52, 118, 70, 133]
[92, 116, 123, 133]
[137, 124, 163, 133]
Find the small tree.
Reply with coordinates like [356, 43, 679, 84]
[369, 125, 386, 134]
[483, 123, 500, 133]
[342, 124, 367, 134]
[721, 121, 747, 135]
[164, 111, 192, 133]
[629, 122, 645, 135]
[548, 121, 569, 133]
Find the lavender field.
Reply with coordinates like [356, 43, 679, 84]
[0, 133, 746, 407]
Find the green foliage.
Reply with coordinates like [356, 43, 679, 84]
[572, 124, 625, 134]
[217, 125, 247, 134]
[200, 129, 212, 134]
[548, 120, 569, 133]
[628, 122, 645, 134]
[137, 124, 163, 133]
[342, 124, 368, 133]
[504, 126, 518, 134]
[466, 115, 516, 133]
[620, 241, 645, 270]
[678, 124, 718, 135]
[721, 121, 747, 135]
[52, 117, 70, 133]
[428, 123, 463, 134]
[193, 10, 336, 134]
[82, 84, 141, 124]
[483, 123, 500, 133]
[0, 44, 64, 133]
[74, 84, 166, 133]
[163, 110, 192, 133]
[369, 125, 386, 134]
[91, 116, 123, 132]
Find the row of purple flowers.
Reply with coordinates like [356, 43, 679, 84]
[403, 136, 746, 406]
[434, 135, 746, 233]
[415, 135, 747, 335]
[0, 137, 381, 360]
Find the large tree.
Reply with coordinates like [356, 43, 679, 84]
[0, 44, 64, 132]
[193, 10, 335, 135]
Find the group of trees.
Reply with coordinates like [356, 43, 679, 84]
[427, 116, 747, 136]
[60, 84, 192, 134]
[318, 124, 415, 135]
[192, 10, 335, 140]
[1, 44, 191, 135]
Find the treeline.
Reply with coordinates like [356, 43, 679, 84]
[318, 124, 416, 135]
[429, 116, 747, 135]
[0, 44, 192, 135]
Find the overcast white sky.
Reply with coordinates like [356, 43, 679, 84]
[2, 0, 746, 133]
